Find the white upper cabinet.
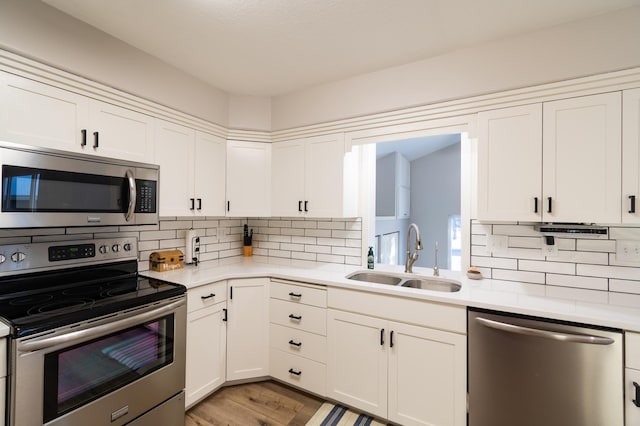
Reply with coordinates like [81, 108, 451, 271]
[476, 104, 542, 221]
[477, 92, 622, 223]
[271, 133, 357, 218]
[0, 72, 153, 162]
[85, 99, 154, 162]
[543, 92, 621, 223]
[623, 88, 640, 223]
[0, 72, 88, 152]
[226, 140, 271, 217]
[155, 120, 226, 217]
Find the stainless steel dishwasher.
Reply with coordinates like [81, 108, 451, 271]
[468, 308, 623, 426]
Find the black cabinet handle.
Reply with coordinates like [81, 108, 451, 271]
[81, 129, 87, 146]
[230, 286, 233, 300]
[227, 201, 230, 212]
[534, 197, 539, 214]
[222, 308, 227, 322]
[197, 198, 202, 210]
[390, 330, 395, 348]
[288, 368, 302, 376]
[288, 340, 302, 347]
[288, 314, 302, 321]
[298, 201, 303, 212]
[633, 382, 640, 407]
[200, 293, 215, 300]
[304, 200, 308, 212]
[547, 197, 553, 213]
[93, 131, 99, 148]
[380, 328, 385, 346]
[630, 195, 637, 214]
[190, 198, 195, 210]
[288, 292, 302, 298]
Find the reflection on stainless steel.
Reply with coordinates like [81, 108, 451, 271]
[468, 309, 623, 426]
[345, 271, 461, 292]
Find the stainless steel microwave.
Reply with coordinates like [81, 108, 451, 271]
[0, 141, 159, 228]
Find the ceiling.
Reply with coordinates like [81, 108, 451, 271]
[43, 0, 640, 97]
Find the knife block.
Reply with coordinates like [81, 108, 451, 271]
[243, 246, 253, 257]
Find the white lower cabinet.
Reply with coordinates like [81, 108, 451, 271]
[185, 281, 227, 409]
[327, 302, 466, 426]
[626, 332, 640, 425]
[226, 278, 270, 381]
[269, 280, 327, 396]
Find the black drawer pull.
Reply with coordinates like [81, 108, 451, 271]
[390, 330, 395, 348]
[288, 292, 302, 298]
[200, 293, 215, 300]
[298, 201, 303, 212]
[380, 328, 385, 346]
[304, 200, 308, 212]
[93, 131, 99, 148]
[288, 314, 302, 321]
[547, 196, 553, 213]
[222, 308, 227, 322]
[634, 382, 640, 408]
[197, 198, 202, 210]
[190, 198, 195, 210]
[288, 340, 302, 347]
[81, 129, 87, 146]
[533, 197, 538, 214]
[288, 368, 302, 376]
[630, 195, 637, 214]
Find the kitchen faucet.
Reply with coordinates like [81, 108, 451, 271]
[404, 223, 423, 273]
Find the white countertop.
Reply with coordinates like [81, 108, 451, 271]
[143, 257, 640, 333]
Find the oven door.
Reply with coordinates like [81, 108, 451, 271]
[10, 297, 186, 426]
[0, 142, 158, 228]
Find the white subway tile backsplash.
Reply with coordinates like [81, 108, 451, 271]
[546, 251, 609, 265]
[577, 264, 640, 280]
[518, 259, 575, 275]
[609, 279, 640, 294]
[492, 224, 539, 237]
[305, 229, 332, 238]
[609, 227, 640, 240]
[317, 221, 346, 230]
[545, 286, 609, 304]
[576, 239, 616, 252]
[545, 274, 608, 291]
[492, 269, 545, 284]
[471, 256, 518, 269]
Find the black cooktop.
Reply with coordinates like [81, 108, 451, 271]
[0, 260, 185, 338]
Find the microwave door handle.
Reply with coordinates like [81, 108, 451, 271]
[475, 317, 615, 345]
[18, 299, 185, 352]
[125, 169, 136, 222]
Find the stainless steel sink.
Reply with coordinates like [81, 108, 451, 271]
[401, 278, 461, 292]
[346, 272, 403, 285]
[345, 271, 461, 292]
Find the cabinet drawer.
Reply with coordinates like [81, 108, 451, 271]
[627, 332, 640, 369]
[187, 281, 227, 313]
[270, 348, 326, 397]
[270, 280, 327, 308]
[270, 299, 326, 335]
[626, 368, 640, 426]
[269, 323, 327, 363]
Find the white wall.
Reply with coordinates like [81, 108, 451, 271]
[228, 95, 272, 131]
[271, 6, 640, 130]
[410, 143, 461, 269]
[0, 0, 229, 126]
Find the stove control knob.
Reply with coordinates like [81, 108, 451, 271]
[99, 245, 109, 254]
[0, 254, 5, 264]
[123, 243, 132, 252]
[112, 244, 121, 253]
[11, 252, 26, 263]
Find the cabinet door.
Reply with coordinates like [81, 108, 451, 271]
[195, 131, 226, 216]
[304, 133, 346, 217]
[271, 139, 305, 216]
[626, 368, 640, 426]
[543, 92, 621, 223]
[226, 279, 269, 381]
[388, 322, 466, 426]
[623, 88, 640, 223]
[87, 100, 154, 162]
[226, 140, 271, 217]
[185, 303, 226, 409]
[327, 309, 388, 418]
[0, 72, 88, 152]
[154, 119, 195, 216]
[476, 104, 542, 221]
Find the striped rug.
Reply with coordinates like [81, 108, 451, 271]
[305, 402, 386, 426]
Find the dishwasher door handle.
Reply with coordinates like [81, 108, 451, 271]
[475, 317, 615, 345]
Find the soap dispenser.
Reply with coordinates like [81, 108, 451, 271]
[367, 246, 375, 269]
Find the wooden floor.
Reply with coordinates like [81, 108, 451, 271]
[185, 381, 324, 426]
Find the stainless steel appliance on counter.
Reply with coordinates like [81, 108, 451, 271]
[468, 308, 623, 426]
[0, 238, 186, 426]
[0, 141, 158, 228]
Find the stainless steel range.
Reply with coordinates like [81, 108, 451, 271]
[0, 237, 186, 426]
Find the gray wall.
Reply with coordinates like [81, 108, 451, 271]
[410, 143, 461, 269]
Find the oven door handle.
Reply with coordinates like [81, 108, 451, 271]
[18, 299, 185, 353]
[125, 169, 136, 222]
